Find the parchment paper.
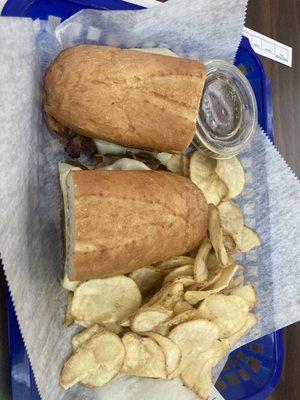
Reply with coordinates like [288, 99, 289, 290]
[0, 1, 299, 399]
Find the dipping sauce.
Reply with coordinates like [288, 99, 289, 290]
[194, 60, 257, 159]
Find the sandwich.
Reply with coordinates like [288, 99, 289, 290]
[60, 167, 208, 281]
[43, 45, 206, 156]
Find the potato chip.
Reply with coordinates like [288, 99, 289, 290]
[218, 201, 244, 249]
[120, 318, 130, 327]
[60, 330, 124, 390]
[221, 312, 258, 348]
[171, 276, 195, 288]
[72, 324, 104, 351]
[147, 281, 184, 309]
[185, 265, 238, 305]
[151, 323, 170, 337]
[198, 293, 249, 338]
[193, 237, 212, 283]
[122, 333, 167, 378]
[131, 282, 184, 332]
[129, 266, 164, 294]
[181, 356, 213, 400]
[226, 275, 244, 290]
[240, 226, 261, 252]
[71, 276, 142, 327]
[208, 204, 228, 265]
[168, 320, 220, 372]
[223, 234, 237, 252]
[201, 269, 223, 289]
[163, 265, 193, 285]
[184, 290, 211, 304]
[230, 285, 257, 310]
[188, 266, 222, 291]
[190, 151, 216, 181]
[189, 151, 227, 205]
[80, 331, 125, 388]
[64, 293, 74, 328]
[131, 306, 172, 333]
[157, 256, 195, 270]
[215, 157, 245, 200]
[145, 332, 181, 377]
[166, 310, 200, 328]
[201, 178, 228, 205]
[173, 299, 194, 315]
[103, 322, 123, 335]
[206, 252, 220, 271]
[180, 340, 228, 400]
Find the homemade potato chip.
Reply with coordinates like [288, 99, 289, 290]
[171, 276, 195, 288]
[64, 293, 74, 328]
[120, 318, 130, 327]
[218, 201, 244, 249]
[190, 151, 216, 181]
[146, 281, 184, 309]
[198, 293, 249, 338]
[223, 234, 237, 252]
[193, 237, 212, 283]
[189, 151, 227, 205]
[103, 322, 123, 335]
[208, 204, 228, 265]
[206, 252, 220, 271]
[226, 275, 244, 290]
[173, 298, 194, 314]
[145, 332, 181, 377]
[163, 264, 193, 285]
[185, 264, 238, 305]
[131, 282, 184, 332]
[122, 333, 167, 378]
[230, 284, 257, 310]
[169, 320, 220, 371]
[215, 157, 245, 200]
[80, 331, 125, 388]
[131, 306, 172, 333]
[166, 310, 200, 328]
[129, 266, 164, 295]
[157, 256, 195, 270]
[184, 291, 210, 303]
[240, 226, 261, 252]
[200, 269, 223, 290]
[221, 312, 258, 348]
[71, 276, 142, 327]
[72, 324, 104, 351]
[151, 323, 170, 337]
[180, 340, 228, 400]
[60, 330, 124, 390]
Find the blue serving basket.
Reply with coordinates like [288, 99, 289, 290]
[2, 1, 284, 399]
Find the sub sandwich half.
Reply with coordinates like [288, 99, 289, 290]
[44, 45, 206, 155]
[60, 168, 208, 281]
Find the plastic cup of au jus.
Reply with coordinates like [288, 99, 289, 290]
[194, 60, 258, 159]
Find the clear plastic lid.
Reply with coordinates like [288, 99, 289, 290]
[194, 60, 257, 159]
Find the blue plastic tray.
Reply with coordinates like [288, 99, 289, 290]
[2, 1, 283, 399]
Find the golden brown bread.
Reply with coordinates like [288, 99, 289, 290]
[66, 170, 208, 280]
[44, 45, 206, 153]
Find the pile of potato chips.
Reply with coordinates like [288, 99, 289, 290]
[60, 151, 260, 400]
